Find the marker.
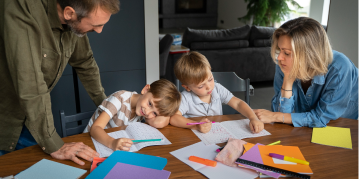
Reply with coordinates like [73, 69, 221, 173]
[189, 156, 217, 167]
[186, 121, 215, 125]
[269, 153, 309, 165]
[132, 139, 162, 142]
[216, 147, 224, 152]
[267, 140, 281, 146]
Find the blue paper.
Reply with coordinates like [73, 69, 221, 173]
[86, 150, 167, 179]
[15, 159, 86, 179]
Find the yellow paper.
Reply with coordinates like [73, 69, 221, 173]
[311, 126, 352, 149]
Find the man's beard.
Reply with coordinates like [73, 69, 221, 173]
[65, 19, 86, 37]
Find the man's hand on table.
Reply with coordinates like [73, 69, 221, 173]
[50, 142, 99, 165]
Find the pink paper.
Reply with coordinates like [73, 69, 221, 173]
[104, 162, 171, 179]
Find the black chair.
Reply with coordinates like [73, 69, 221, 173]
[159, 34, 174, 78]
[60, 110, 94, 137]
[176, 72, 254, 115]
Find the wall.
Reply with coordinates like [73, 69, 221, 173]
[309, 0, 325, 23]
[145, 0, 160, 84]
[327, 0, 358, 67]
[217, 0, 247, 29]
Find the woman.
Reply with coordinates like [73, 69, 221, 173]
[254, 17, 358, 127]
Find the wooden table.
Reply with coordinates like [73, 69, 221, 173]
[0, 114, 357, 179]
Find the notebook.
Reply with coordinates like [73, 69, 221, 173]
[104, 162, 171, 179]
[170, 142, 258, 179]
[92, 122, 171, 157]
[191, 119, 271, 145]
[86, 150, 168, 179]
[15, 159, 86, 179]
[311, 126, 352, 149]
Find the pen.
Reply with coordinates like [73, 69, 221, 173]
[189, 156, 217, 167]
[216, 147, 224, 152]
[186, 121, 215, 125]
[267, 140, 281, 146]
[269, 153, 309, 165]
[132, 139, 162, 142]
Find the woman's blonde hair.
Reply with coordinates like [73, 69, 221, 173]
[271, 17, 333, 81]
[174, 51, 212, 85]
[149, 79, 181, 116]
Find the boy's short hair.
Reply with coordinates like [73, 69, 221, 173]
[149, 79, 181, 116]
[174, 51, 211, 85]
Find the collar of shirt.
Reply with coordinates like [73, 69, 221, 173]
[295, 74, 325, 85]
[46, 0, 70, 31]
[190, 86, 220, 105]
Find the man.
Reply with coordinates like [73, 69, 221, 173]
[0, 0, 119, 165]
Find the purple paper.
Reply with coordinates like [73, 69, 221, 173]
[104, 162, 171, 179]
[240, 143, 264, 164]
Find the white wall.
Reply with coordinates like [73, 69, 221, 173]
[217, 0, 247, 29]
[309, 0, 325, 23]
[144, 0, 160, 84]
[327, 0, 358, 67]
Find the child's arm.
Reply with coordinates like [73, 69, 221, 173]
[227, 96, 264, 133]
[90, 112, 133, 151]
[169, 110, 212, 133]
[146, 116, 170, 128]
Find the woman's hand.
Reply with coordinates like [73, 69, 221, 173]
[196, 118, 212, 133]
[253, 109, 280, 123]
[111, 138, 133, 151]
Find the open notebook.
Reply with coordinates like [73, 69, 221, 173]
[192, 119, 271, 145]
[92, 122, 171, 157]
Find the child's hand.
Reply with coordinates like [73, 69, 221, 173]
[249, 118, 264, 133]
[111, 138, 133, 151]
[196, 118, 212, 133]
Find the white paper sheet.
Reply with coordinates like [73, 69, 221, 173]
[92, 122, 171, 157]
[170, 142, 258, 179]
[192, 119, 271, 145]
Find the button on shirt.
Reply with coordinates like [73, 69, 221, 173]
[179, 83, 234, 118]
[271, 51, 358, 127]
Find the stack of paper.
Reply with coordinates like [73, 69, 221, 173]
[238, 143, 313, 178]
[87, 151, 170, 179]
[170, 142, 258, 179]
[15, 159, 86, 179]
[311, 126, 352, 149]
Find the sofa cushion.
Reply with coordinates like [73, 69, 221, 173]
[253, 39, 272, 47]
[190, 40, 249, 50]
[182, 25, 251, 48]
[249, 26, 276, 47]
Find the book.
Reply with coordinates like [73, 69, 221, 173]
[191, 119, 271, 145]
[86, 151, 168, 179]
[170, 142, 258, 179]
[104, 162, 171, 179]
[92, 122, 171, 157]
[311, 126, 352, 149]
[90, 157, 106, 172]
[15, 159, 86, 179]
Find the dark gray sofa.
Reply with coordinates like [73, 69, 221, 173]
[180, 25, 277, 82]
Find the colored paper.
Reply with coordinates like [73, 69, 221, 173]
[170, 142, 258, 179]
[86, 151, 167, 179]
[312, 126, 352, 149]
[239, 143, 281, 178]
[258, 145, 313, 174]
[104, 162, 171, 179]
[16, 159, 86, 179]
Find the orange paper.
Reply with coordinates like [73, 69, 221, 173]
[258, 145, 313, 174]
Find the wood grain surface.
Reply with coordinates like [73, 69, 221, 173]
[0, 114, 357, 179]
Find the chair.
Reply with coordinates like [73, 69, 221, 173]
[60, 110, 94, 137]
[159, 34, 174, 78]
[176, 72, 254, 115]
